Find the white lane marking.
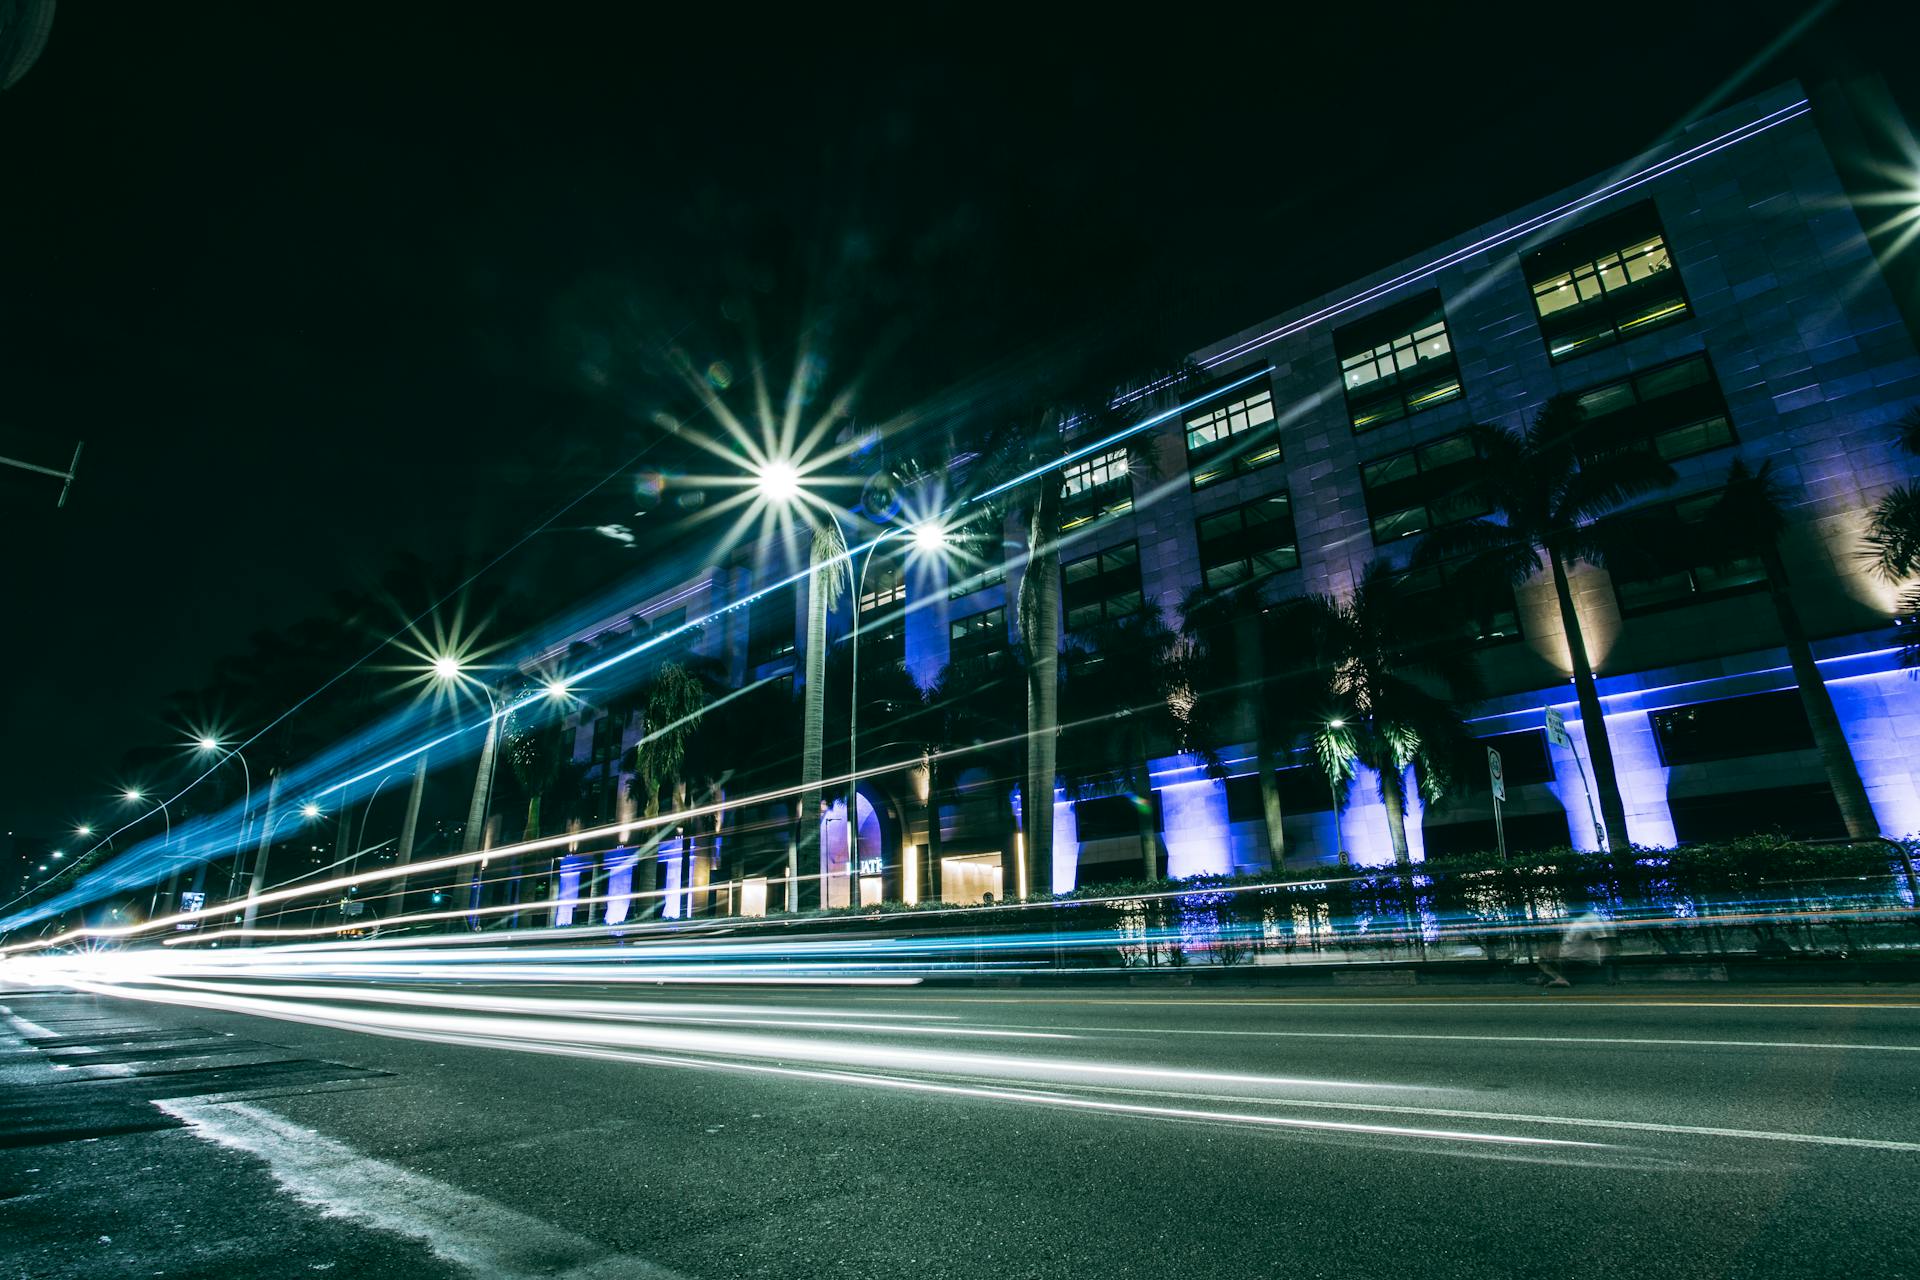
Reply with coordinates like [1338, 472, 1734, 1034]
[1023, 1025, 1920, 1053]
[155, 1098, 689, 1279]
[3, 1010, 60, 1039]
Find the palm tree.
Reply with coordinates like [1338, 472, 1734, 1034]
[1306, 566, 1480, 864]
[1416, 394, 1675, 852]
[796, 517, 850, 908]
[966, 359, 1198, 898]
[1700, 459, 1878, 838]
[1060, 610, 1195, 881]
[1180, 583, 1320, 873]
[627, 660, 710, 916]
[1865, 408, 1920, 668]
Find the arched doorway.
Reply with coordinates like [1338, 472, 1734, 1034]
[822, 786, 899, 908]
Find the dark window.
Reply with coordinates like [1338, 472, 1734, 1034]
[1334, 291, 1463, 431]
[1667, 783, 1846, 843]
[747, 582, 796, 666]
[1572, 353, 1735, 461]
[1062, 543, 1144, 632]
[1385, 558, 1521, 644]
[1196, 494, 1299, 591]
[1076, 857, 1143, 889]
[1224, 774, 1265, 823]
[1480, 729, 1553, 786]
[1359, 432, 1490, 543]
[949, 559, 1006, 600]
[1650, 690, 1814, 766]
[1185, 379, 1282, 489]
[1423, 810, 1571, 858]
[948, 606, 1006, 664]
[1609, 492, 1766, 614]
[1075, 793, 1162, 840]
[1275, 765, 1335, 814]
[1060, 447, 1134, 532]
[1525, 201, 1690, 363]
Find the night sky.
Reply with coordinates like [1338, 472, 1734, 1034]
[1, 1, 1912, 839]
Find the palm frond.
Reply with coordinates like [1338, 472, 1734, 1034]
[1864, 484, 1920, 582]
[1556, 447, 1677, 526]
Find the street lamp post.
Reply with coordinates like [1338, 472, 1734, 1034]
[460, 681, 504, 928]
[122, 788, 177, 914]
[193, 740, 253, 902]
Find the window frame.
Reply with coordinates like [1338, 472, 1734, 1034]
[1333, 291, 1464, 432]
[1571, 351, 1737, 462]
[1061, 542, 1145, 633]
[1650, 689, 1816, 767]
[1523, 201, 1692, 364]
[1195, 493, 1301, 592]
[1358, 430, 1491, 545]
[1608, 492, 1767, 616]
[948, 605, 1007, 665]
[1384, 556, 1523, 645]
[1183, 376, 1283, 490]
[1059, 447, 1135, 532]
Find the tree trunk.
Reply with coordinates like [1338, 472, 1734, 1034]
[388, 749, 428, 927]
[1379, 762, 1412, 866]
[1131, 744, 1160, 882]
[923, 754, 944, 904]
[1019, 485, 1063, 900]
[241, 771, 282, 936]
[638, 790, 661, 919]
[1762, 542, 1879, 838]
[799, 523, 839, 910]
[1234, 610, 1286, 872]
[1550, 552, 1631, 851]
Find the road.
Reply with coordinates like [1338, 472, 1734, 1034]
[4, 975, 1918, 1279]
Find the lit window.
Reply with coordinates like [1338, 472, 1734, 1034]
[1333, 292, 1463, 432]
[1525, 202, 1689, 363]
[1184, 379, 1282, 490]
[1060, 448, 1133, 531]
[858, 559, 905, 614]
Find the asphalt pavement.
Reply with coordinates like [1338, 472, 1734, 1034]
[4, 976, 1918, 1279]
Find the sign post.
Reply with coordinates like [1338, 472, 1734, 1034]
[1547, 706, 1607, 853]
[1487, 747, 1507, 862]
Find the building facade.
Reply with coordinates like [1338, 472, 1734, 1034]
[545, 81, 1920, 918]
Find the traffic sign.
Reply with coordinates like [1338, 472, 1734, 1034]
[1545, 706, 1572, 748]
[1487, 747, 1506, 802]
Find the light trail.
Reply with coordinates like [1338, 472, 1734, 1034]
[7, 95, 1820, 941]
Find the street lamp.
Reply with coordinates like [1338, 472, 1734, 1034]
[195, 739, 255, 902]
[121, 787, 172, 845]
[754, 459, 801, 508]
